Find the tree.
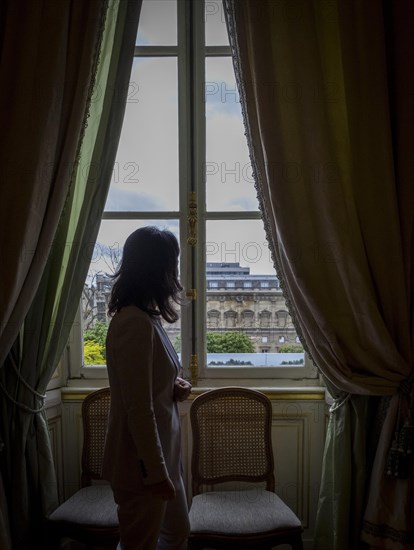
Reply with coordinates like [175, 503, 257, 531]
[82, 277, 99, 331]
[84, 320, 108, 354]
[206, 332, 254, 353]
[278, 343, 304, 353]
[174, 335, 181, 352]
[82, 243, 122, 330]
[83, 341, 106, 365]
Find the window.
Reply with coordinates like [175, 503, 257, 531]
[79, 0, 316, 383]
[259, 310, 271, 328]
[224, 310, 237, 329]
[207, 309, 221, 328]
[276, 310, 288, 328]
[241, 310, 254, 328]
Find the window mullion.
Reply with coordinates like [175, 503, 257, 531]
[134, 45, 178, 56]
[102, 211, 182, 219]
[177, 0, 195, 380]
[205, 211, 262, 220]
[191, 0, 206, 385]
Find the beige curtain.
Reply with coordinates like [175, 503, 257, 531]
[224, 0, 414, 548]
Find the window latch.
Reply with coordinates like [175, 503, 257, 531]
[187, 192, 197, 246]
[186, 288, 197, 301]
[190, 354, 198, 387]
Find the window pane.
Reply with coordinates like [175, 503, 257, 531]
[136, 0, 177, 46]
[205, 57, 257, 211]
[205, 220, 304, 367]
[205, 0, 229, 46]
[83, 220, 180, 365]
[105, 58, 179, 212]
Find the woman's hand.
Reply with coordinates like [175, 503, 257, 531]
[174, 377, 192, 401]
[147, 477, 176, 500]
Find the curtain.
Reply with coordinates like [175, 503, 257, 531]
[223, 1, 414, 548]
[0, 472, 11, 550]
[0, 0, 105, 368]
[0, 1, 141, 547]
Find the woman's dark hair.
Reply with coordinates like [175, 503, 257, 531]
[108, 226, 183, 323]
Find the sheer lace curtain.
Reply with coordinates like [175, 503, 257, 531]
[223, 1, 414, 548]
[0, 1, 141, 547]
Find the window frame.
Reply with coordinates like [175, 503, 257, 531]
[72, 0, 318, 385]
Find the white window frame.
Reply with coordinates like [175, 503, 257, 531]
[70, 0, 318, 386]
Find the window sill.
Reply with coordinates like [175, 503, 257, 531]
[60, 383, 327, 402]
[190, 386, 326, 400]
[73, 364, 319, 388]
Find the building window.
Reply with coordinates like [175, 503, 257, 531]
[78, 0, 313, 382]
[241, 310, 255, 328]
[224, 310, 237, 329]
[276, 310, 288, 328]
[207, 309, 221, 328]
[260, 310, 271, 328]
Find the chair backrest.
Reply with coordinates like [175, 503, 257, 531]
[190, 387, 275, 495]
[81, 387, 111, 486]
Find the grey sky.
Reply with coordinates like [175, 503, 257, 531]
[91, 0, 276, 278]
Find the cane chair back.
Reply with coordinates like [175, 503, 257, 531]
[81, 387, 112, 486]
[188, 387, 303, 550]
[46, 387, 119, 549]
[191, 386, 275, 494]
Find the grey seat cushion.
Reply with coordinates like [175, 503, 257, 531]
[189, 489, 302, 535]
[48, 485, 118, 527]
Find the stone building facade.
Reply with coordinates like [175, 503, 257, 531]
[83, 262, 300, 354]
[205, 262, 299, 353]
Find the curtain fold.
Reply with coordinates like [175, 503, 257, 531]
[0, 1, 141, 547]
[0, 0, 106, 368]
[223, 0, 414, 548]
[314, 392, 372, 549]
[0, 2, 107, 546]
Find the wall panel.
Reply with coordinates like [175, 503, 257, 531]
[56, 388, 327, 549]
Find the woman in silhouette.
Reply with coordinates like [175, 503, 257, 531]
[102, 226, 191, 550]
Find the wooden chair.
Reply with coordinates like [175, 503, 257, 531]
[46, 387, 119, 549]
[188, 387, 303, 549]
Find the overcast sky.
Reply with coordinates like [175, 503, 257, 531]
[91, 0, 276, 280]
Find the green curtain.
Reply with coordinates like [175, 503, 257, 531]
[0, 1, 141, 547]
[223, 0, 414, 548]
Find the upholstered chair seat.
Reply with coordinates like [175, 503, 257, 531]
[48, 484, 118, 528]
[189, 489, 302, 537]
